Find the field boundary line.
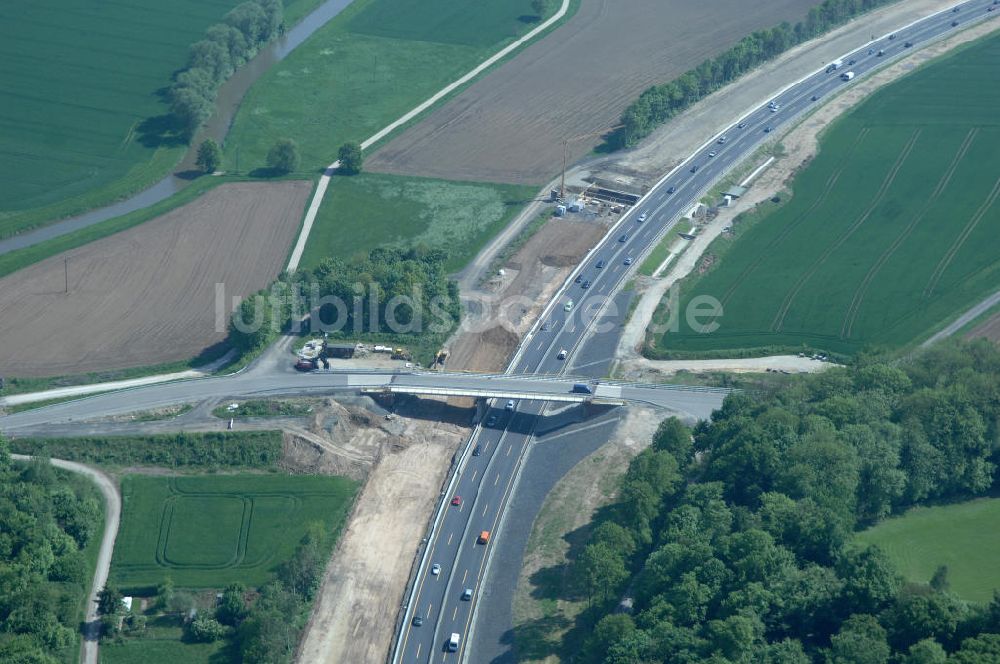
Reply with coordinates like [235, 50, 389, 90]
[924, 174, 1000, 296]
[771, 128, 921, 332]
[841, 127, 977, 338]
[286, 0, 572, 272]
[719, 128, 870, 306]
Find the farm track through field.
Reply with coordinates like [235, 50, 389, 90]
[719, 128, 871, 307]
[841, 128, 978, 339]
[924, 175, 1000, 297]
[772, 129, 922, 332]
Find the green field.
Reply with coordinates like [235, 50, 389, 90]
[111, 474, 357, 590]
[0, 0, 324, 239]
[857, 498, 1000, 603]
[223, 0, 541, 174]
[301, 173, 536, 272]
[99, 632, 225, 664]
[650, 33, 1000, 358]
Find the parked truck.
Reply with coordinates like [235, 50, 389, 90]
[840, 71, 855, 81]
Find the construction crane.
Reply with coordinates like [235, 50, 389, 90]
[560, 124, 624, 199]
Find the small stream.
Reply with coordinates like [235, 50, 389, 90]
[0, 0, 355, 257]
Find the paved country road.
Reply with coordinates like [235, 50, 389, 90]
[11, 455, 120, 664]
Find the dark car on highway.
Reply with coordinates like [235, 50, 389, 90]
[690, 164, 699, 173]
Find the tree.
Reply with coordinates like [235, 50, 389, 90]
[951, 633, 1000, 663]
[903, 639, 947, 664]
[929, 565, 950, 593]
[156, 577, 174, 610]
[337, 142, 363, 175]
[266, 138, 300, 173]
[188, 616, 227, 642]
[196, 139, 222, 173]
[575, 542, 629, 606]
[652, 417, 693, 463]
[96, 584, 123, 617]
[828, 614, 891, 664]
[216, 582, 249, 626]
[585, 614, 636, 661]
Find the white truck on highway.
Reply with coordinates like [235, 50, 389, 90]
[827, 58, 843, 72]
[840, 71, 855, 81]
[448, 633, 460, 652]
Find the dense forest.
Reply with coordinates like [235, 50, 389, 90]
[564, 340, 1000, 663]
[0, 441, 103, 663]
[230, 246, 461, 360]
[616, 0, 897, 147]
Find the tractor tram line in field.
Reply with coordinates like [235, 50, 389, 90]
[841, 127, 980, 339]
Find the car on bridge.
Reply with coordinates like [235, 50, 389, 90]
[564, 300, 574, 311]
[505, 400, 515, 411]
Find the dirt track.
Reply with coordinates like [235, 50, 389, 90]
[366, 0, 816, 184]
[0, 181, 310, 377]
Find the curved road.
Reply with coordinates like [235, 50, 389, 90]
[393, 2, 1000, 661]
[11, 455, 120, 664]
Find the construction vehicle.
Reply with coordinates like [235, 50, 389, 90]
[478, 531, 491, 544]
[391, 347, 411, 361]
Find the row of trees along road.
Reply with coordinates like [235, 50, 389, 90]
[616, 0, 897, 147]
[560, 340, 1000, 663]
[0, 439, 104, 663]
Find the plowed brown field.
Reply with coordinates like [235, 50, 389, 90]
[0, 181, 311, 378]
[367, 0, 818, 185]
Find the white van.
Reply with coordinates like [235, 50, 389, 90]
[448, 633, 460, 652]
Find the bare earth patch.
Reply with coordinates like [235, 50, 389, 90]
[366, 0, 818, 185]
[967, 312, 1000, 343]
[0, 181, 311, 377]
[447, 217, 610, 372]
[296, 398, 469, 664]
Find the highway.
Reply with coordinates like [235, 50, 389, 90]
[393, 2, 1000, 661]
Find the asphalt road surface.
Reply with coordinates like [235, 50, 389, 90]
[395, 2, 1000, 661]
